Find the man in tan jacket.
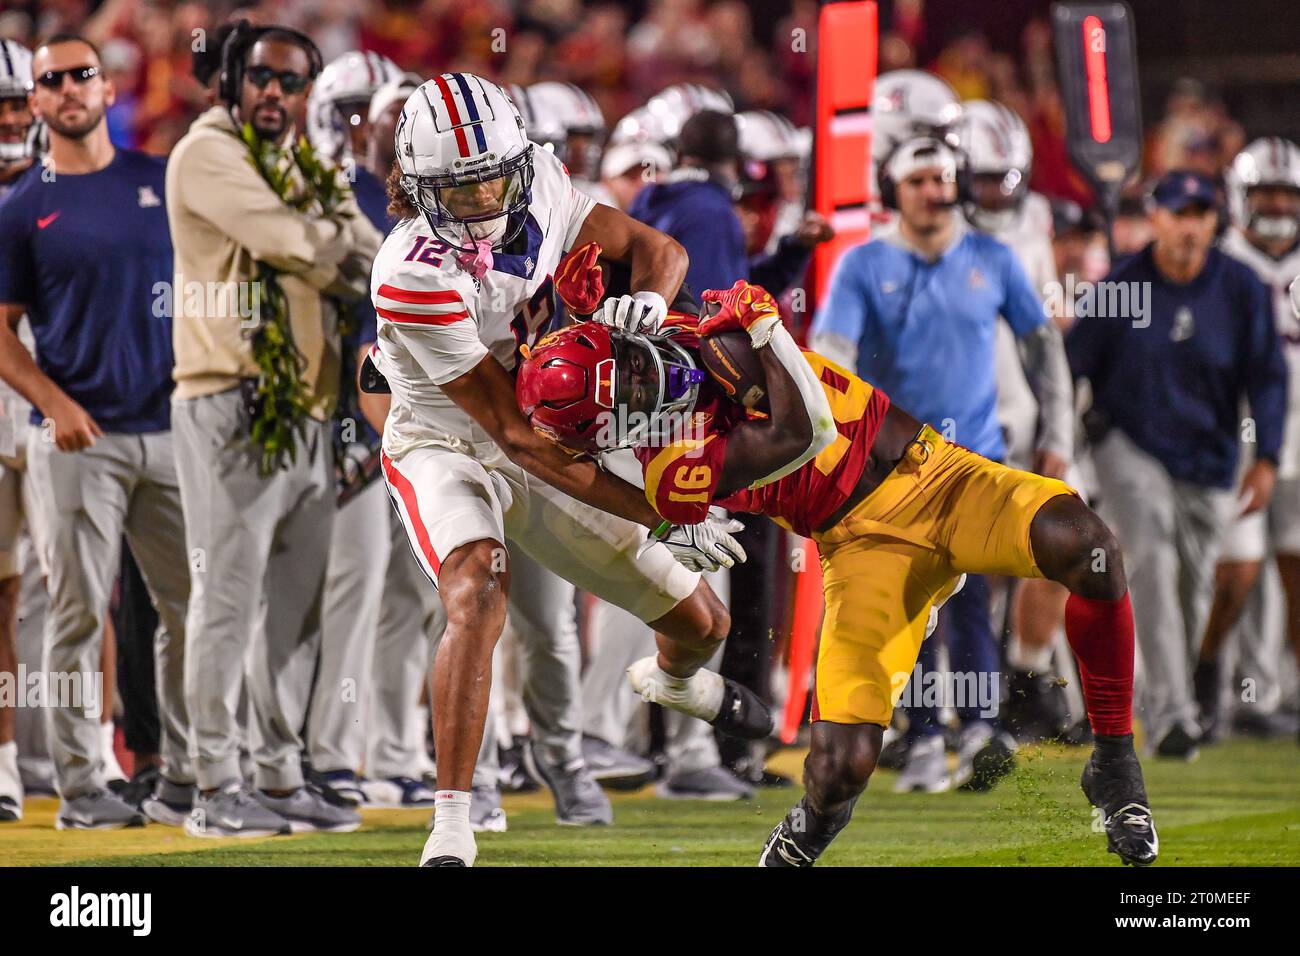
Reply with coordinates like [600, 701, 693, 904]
[165, 23, 381, 838]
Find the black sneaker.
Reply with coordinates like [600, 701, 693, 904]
[1155, 725, 1200, 761]
[1004, 670, 1071, 742]
[1193, 659, 1221, 743]
[1231, 708, 1296, 740]
[421, 856, 467, 867]
[709, 679, 775, 741]
[1080, 735, 1158, 867]
[110, 764, 160, 809]
[876, 732, 911, 771]
[0, 795, 20, 822]
[758, 796, 855, 867]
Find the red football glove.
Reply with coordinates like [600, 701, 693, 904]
[698, 280, 781, 344]
[555, 241, 605, 315]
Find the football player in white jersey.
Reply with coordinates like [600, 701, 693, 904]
[368, 73, 769, 866]
[1197, 138, 1300, 740]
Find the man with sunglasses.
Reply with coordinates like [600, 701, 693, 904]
[166, 24, 381, 838]
[0, 34, 191, 831]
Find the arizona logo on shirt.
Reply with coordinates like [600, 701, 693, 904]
[137, 185, 161, 208]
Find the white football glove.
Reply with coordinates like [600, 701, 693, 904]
[638, 516, 748, 572]
[595, 290, 668, 334]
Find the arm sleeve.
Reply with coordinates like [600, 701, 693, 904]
[744, 329, 837, 488]
[748, 234, 813, 298]
[373, 263, 488, 386]
[637, 432, 730, 524]
[1241, 272, 1288, 463]
[0, 203, 34, 306]
[1018, 321, 1075, 458]
[172, 131, 352, 286]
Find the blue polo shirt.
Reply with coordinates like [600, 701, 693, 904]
[1066, 244, 1286, 489]
[0, 149, 175, 432]
[812, 222, 1048, 460]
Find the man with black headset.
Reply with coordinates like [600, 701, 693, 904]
[166, 22, 381, 837]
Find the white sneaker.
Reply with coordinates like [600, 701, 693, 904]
[0, 741, 23, 822]
[892, 735, 951, 794]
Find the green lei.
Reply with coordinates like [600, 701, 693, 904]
[238, 123, 351, 476]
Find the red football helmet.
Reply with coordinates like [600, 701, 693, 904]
[516, 321, 704, 454]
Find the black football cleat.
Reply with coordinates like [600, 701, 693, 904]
[757, 796, 855, 867]
[710, 678, 775, 741]
[1080, 735, 1158, 867]
[421, 856, 468, 867]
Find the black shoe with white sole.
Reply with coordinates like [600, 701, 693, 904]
[758, 795, 856, 867]
[0, 794, 20, 822]
[1080, 734, 1158, 867]
[421, 856, 467, 867]
[710, 679, 775, 741]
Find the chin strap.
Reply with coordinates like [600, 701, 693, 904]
[456, 238, 495, 279]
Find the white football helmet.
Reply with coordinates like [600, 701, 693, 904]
[642, 82, 734, 148]
[396, 73, 533, 253]
[872, 69, 963, 165]
[307, 50, 403, 162]
[960, 100, 1033, 232]
[736, 110, 803, 163]
[1228, 137, 1300, 242]
[610, 105, 672, 149]
[523, 81, 605, 176]
[0, 38, 34, 165]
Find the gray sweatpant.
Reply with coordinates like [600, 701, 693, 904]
[309, 478, 440, 780]
[25, 429, 191, 799]
[1092, 429, 1232, 745]
[172, 389, 333, 791]
[308, 479, 391, 774]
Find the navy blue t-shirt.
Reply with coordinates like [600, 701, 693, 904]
[0, 149, 175, 432]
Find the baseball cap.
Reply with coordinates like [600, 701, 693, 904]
[1151, 169, 1221, 212]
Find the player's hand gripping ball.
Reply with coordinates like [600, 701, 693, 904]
[698, 280, 782, 347]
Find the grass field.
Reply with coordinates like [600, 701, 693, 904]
[2, 738, 1296, 866]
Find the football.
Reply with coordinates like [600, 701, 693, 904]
[698, 330, 769, 412]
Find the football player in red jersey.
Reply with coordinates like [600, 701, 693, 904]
[518, 277, 1159, 866]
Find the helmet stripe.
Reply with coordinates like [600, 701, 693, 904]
[451, 73, 489, 154]
[433, 73, 471, 158]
